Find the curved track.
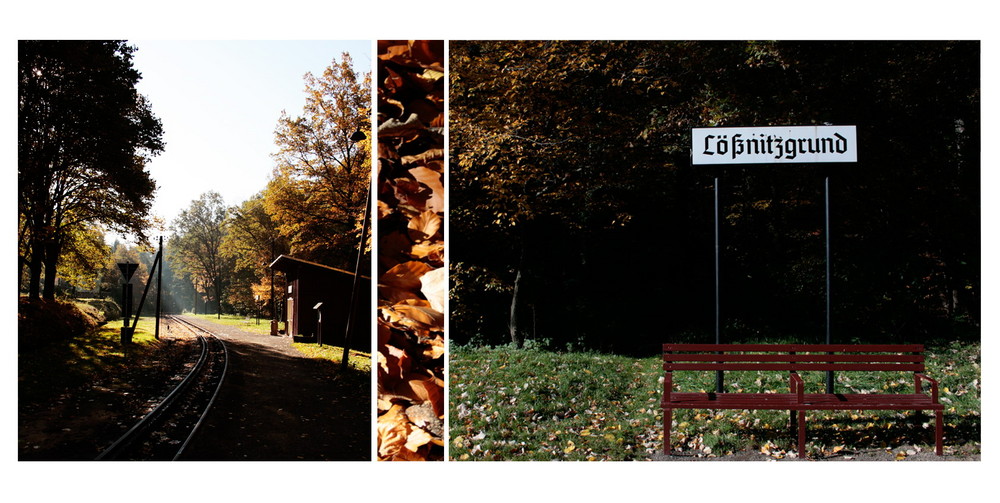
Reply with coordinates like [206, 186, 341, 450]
[95, 316, 229, 461]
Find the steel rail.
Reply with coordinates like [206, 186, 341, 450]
[95, 315, 228, 461]
[169, 316, 229, 460]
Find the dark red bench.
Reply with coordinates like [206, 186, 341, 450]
[661, 344, 944, 457]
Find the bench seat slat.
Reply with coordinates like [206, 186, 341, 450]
[663, 343, 924, 352]
[801, 393, 942, 409]
[663, 393, 942, 411]
[663, 363, 924, 372]
[663, 354, 924, 363]
[663, 393, 799, 410]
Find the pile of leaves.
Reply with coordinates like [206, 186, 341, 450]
[375, 40, 446, 461]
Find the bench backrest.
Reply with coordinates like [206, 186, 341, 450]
[662, 344, 926, 373]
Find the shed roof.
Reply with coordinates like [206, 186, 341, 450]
[268, 254, 370, 280]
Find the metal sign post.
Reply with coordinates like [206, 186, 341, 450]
[824, 176, 834, 393]
[117, 262, 138, 344]
[314, 302, 324, 346]
[692, 125, 857, 394]
[714, 176, 723, 393]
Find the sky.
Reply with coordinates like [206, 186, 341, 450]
[123, 40, 372, 243]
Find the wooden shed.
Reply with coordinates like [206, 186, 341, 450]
[269, 254, 370, 351]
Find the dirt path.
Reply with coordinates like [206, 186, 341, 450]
[171, 316, 370, 461]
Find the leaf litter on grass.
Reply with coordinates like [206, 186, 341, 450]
[449, 341, 981, 461]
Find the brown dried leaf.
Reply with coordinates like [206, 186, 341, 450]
[377, 404, 410, 459]
[386, 301, 444, 332]
[419, 267, 447, 313]
[405, 427, 434, 452]
[379, 261, 435, 292]
[408, 242, 444, 264]
[401, 148, 444, 167]
[408, 376, 445, 416]
[422, 336, 445, 360]
[408, 166, 444, 214]
[378, 285, 422, 306]
[408, 210, 442, 243]
[391, 178, 431, 213]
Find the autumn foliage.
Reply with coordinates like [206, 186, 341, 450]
[375, 40, 445, 461]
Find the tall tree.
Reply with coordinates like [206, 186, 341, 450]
[221, 192, 289, 317]
[451, 41, 979, 352]
[18, 40, 164, 300]
[265, 52, 371, 269]
[451, 41, 677, 347]
[169, 192, 232, 317]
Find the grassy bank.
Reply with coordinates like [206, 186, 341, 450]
[188, 313, 273, 335]
[19, 317, 177, 423]
[292, 342, 371, 374]
[448, 340, 981, 460]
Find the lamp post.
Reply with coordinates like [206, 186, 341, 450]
[255, 294, 260, 325]
[342, 129, 368, 370]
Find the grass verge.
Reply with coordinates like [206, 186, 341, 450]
[292, 342, 371, 374]
[448, 340, 980, 460]
[188, 313, 273, 335]
[20, 317, 164, 404]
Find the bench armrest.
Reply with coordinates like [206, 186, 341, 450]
[914, 373, 939, 403]
[789, 373, 804, 402]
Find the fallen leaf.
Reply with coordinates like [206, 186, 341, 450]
[419, 267, 447, 313]
[380, 261, 435, 292]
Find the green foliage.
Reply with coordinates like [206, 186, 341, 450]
[220, 192, 287, 316]
[19, 40, 164, 300]
[54, 224, 111, 291]
[450, 344, 665, 460]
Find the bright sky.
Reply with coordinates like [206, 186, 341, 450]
[124, 40, 372, 243]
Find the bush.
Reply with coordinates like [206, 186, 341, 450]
[75, 297, 121, 323]
[18, 298, 101, 350]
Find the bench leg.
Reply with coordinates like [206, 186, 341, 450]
[797, 411, 806, 457]
[663, 409, 673, 455]
[935, 410, 943, 456]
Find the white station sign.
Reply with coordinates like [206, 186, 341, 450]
[692, 125, 857, 165]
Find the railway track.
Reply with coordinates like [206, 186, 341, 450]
[95, 315, 229, 461]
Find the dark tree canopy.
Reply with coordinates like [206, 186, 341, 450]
[18, 40, 164, 300]
[450, 41, 979, 353]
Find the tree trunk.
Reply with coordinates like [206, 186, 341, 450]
[509, 229, 535, 349]
[27, 241, 42, 300]
[42, 239, 61, 300]
[509, 268, 528, 348]
[216, 278, 223, 318]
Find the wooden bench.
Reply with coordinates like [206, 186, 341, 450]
[661, 344, 944, 457]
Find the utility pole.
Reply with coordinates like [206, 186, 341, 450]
[155, 236, 163, 339]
